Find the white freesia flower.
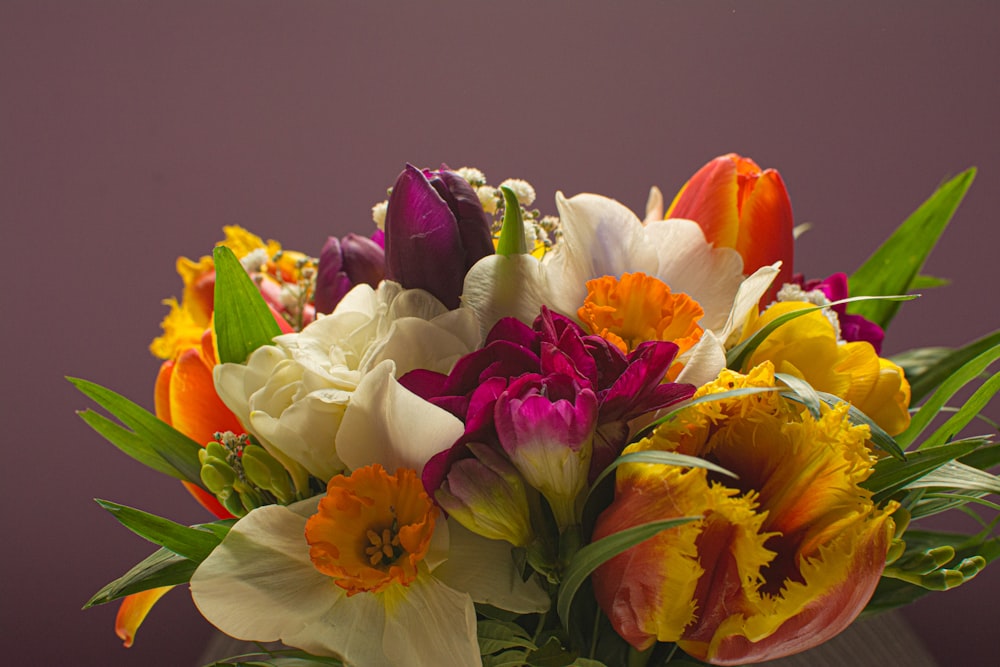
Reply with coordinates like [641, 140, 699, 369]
[192, 361, 549, 667]
[462, 192, 779, 384]
[214, 281, 481, 481]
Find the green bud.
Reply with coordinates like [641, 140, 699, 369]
[894, 545, 955, 575]
[220, 488, 247, 518]
[885, 538, 906, 566]
[204, 440, 230, 463]
[243, 445, 297, 504]
[201, 459, 236, 495]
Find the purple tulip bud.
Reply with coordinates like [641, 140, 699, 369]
[384, 164, 494, 309]
[315, 233, 386, 314]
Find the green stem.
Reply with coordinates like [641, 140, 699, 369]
[627, 645, 654, 667]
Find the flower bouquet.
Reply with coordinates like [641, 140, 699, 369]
[75, 155, 999, 666]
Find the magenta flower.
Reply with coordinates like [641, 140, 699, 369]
[795, 272, 885, 353]
[384, 164, 494, 309]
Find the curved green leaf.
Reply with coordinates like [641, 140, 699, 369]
[213, 245, 283, 364]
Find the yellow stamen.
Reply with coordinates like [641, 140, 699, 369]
[578, 272, 704, 356]
[306, 465, 437, 596]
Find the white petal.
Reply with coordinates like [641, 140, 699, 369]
[716, 262, 782, 343]
[644, 219, 745, 331]
[381, 576, 481, 667]
[432, 520, 550, 614]
[359, 314, 480, 377]
[644, 185, 664, 223]
[545, 192, 658, 314]
[249, 389, 348, 481]
[462, 253, 550, 335]
[213, 345, 288, 430]
[676, 330, 727, 387]
[336, 360, 465, 474]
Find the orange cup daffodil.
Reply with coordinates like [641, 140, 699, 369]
[664, 153, 794, 302]
[741, 301, 911, 435]
[591, 363, 897, 665]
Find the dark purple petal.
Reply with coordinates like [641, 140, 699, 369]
[315, 236, 353, 314]
[385, 164, 465, 308]
[434, 169, 495, 272]
[340, 233, 385, 287]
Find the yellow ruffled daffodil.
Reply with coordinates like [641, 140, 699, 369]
[741, 301, 911, 435]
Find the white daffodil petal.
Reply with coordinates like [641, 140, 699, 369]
[336, 360, 465, 474]
[644, 219, 745, 331]
[676, 330, 727, 387]
[432, 520, 550, 614]
[717, 262, 782, 342]
[381, 576, 480, 667]
[190, 503, 336, 646]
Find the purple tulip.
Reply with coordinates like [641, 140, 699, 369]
[384, 164, 494, 309]
[314, 233, 386, 314]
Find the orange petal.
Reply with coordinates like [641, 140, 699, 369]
[666, 154, 743, 249]
[735, 169, 794, 298]
[168, 347, 244, 448]
[114, 587, 173, 648]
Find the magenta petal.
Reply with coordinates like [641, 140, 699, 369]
[339, 233, 385, 288]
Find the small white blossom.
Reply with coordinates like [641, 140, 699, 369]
[240, 248, 270, 274]
[499, 178, 536, 207]
[371, 200, 388, 231]
[456, 166, 487, 187]
[776, 283, 842, 340]
[477, 186, 499, 214]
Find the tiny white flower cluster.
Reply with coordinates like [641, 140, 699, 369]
[776, 282, 843, 340]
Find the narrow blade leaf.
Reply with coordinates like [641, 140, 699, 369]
[557, 517, 698, 630]
[85, 547, 194, 608]
[496, 186, 528, 256]
[95, 499, 226, 562]
[213, 245, 283, 364]
[848, 168, 976, 328]
[902, 330, 1000, 404]
[865, 438, 986, 504]
[70, 377, 205, 486]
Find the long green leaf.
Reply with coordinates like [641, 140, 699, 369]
[70, 377, 205, 485]
[903, 330, 1000, 404]
[865, 438, 986, 504]
[96, 499, 226, 562]
[919, 371, 1000, 451]
[85, 547, 195, 608]
[848, 168, 976, 328]
[726, 295, 914, 371]
[896, 344, 1000, 449]
[557, 517, 698, 630]
[213, 245, 283, 364]
[906, 461, 1000, 495]
[813, 391, 905, 460]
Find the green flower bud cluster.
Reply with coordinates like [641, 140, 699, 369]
[884, 510, 987, 591]
[199, 432, 297, 517]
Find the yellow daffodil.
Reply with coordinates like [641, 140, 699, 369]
[591, 363, 897, 665]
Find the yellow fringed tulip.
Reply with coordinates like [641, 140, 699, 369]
[591, 364, 897, 665]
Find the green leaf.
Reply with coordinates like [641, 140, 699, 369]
[725, 295, 914, 371]
[496, 186, 529, 256]
[70, 377, 205, 485]
[85, 547, 194, 608]
[909, 274, 951, 290]
[95, 499, 226, 562]
[864, 438, 986, 504]
[587, 451, 735, 509]
[906, 461, 1000, 495]
[557, 517, 698, 630]
[483, 650, 531, 667]
[896, 344, 1000, 450]
[477, 620, 537, 656]
[775, 372, 822, 418]
[213, 245, 283, 364]
[901, 330, 1000, 404]
[919, 371, 1000, 451]
[847, 168, 975, 328]
[847, 169, 976, 329]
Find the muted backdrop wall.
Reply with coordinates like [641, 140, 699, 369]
[3, 2, 998, 665]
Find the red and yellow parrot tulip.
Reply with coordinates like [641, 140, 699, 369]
[591, 363, 896, 665]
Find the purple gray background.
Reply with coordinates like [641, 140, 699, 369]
[3, 2, 998, 665]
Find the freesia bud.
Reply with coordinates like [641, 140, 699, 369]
[666, 153, 794, 301]
[385, 164, 494, 309]
[435, 443, 535, 548]
[493, 373, 598, 531]
[314, 233, 386, 314]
